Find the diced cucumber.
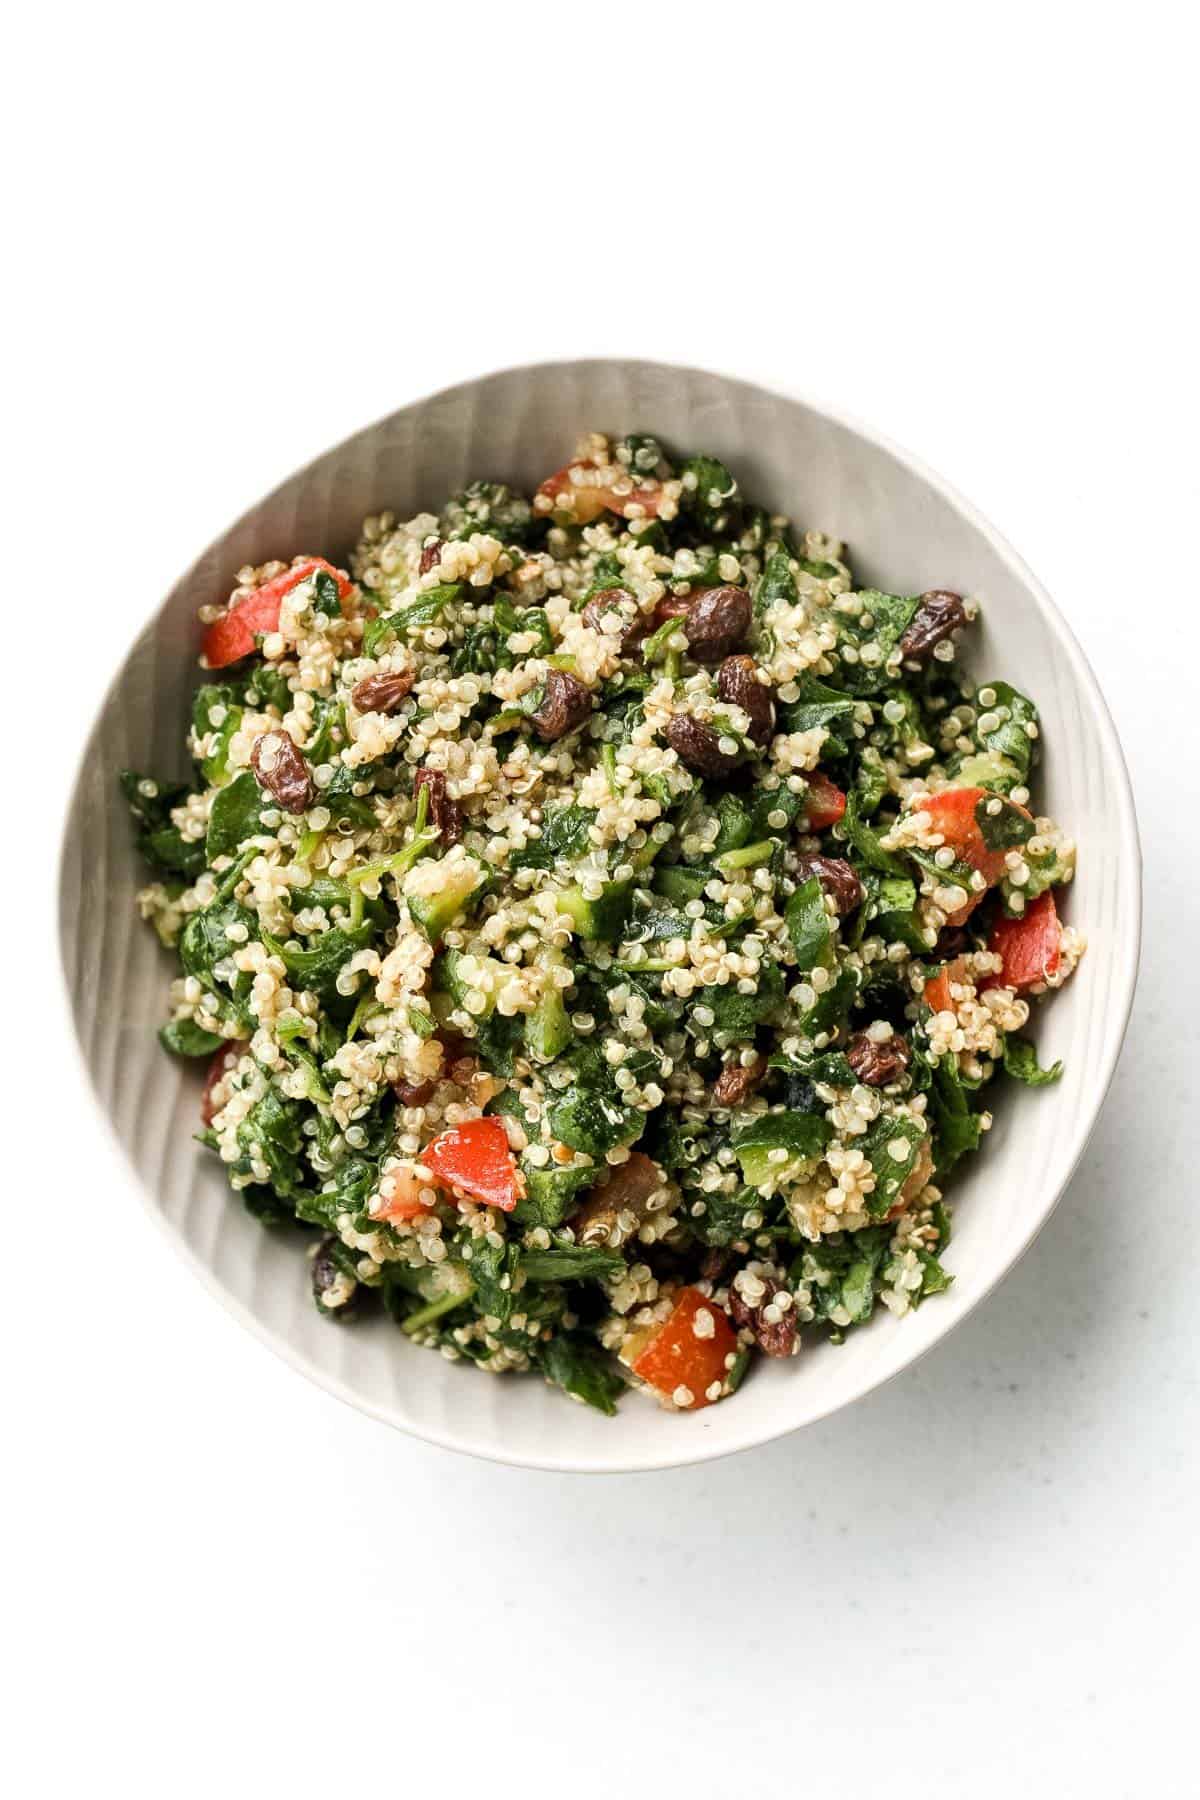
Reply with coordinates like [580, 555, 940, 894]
[954, 750, 1023, 793]
[652, 864, 710, 906]
[408, 859, 485, 940]
[731, 1111, 832, 1188]
[554, 880, 632, 941]
[714, 840, 776, 874]
[434, 947, 502, 1019]
[526, 951, 573, 1061]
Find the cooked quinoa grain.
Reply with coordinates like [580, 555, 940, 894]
[124, 434, 1082, 1416]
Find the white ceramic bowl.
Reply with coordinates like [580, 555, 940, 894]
[58, 360, 1141, 1472]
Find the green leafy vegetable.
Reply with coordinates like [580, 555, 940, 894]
[753, 548, 797, 617]
[831, 590, 919, 694]
[974, 681, 1039, 784]
[731, 1111, 832, 1187]
[776, 674, 858, 751]
[975, 793, 1035, 852]
[509, 803, 596, 870]
[679, 452, 740, 536]
[537, 1334, 624, 1415]
[786, 876, 834, 971]
[513, 1160, 596, 1230]
[800, 1228, 891, 1329]
[264, 925, 375, 1005]
[206, 770, 264, 861]
[859, 1113, 928, 1218]
[1003, 1037, 1063, 1086]
[838, 792, 909, 876]
[522, 1241, 625, 1284]
[926, 1056, 984, 1174]
[441, 481, 536, 546]
[120, 770, 207, 877]
[192, 684, 243, 785]
[158, 1018, 225, 1057]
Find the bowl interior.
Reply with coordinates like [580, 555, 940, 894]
[59, 361, 1140, 1471]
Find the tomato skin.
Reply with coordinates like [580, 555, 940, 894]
[804, 772, 847, 831]
[200, 1042, 243, 1126]
[535, 461, 663, 525]
[631, 1287, 738, 1409]
[981, 889, 1062, 992]
[201, 557, 352, 668]
[422, 1117, 524, 1212]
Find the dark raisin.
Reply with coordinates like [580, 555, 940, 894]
[581, 587, 648, 649]
[729, 1275, 797, 1358]
[935, 924, 971, 959]
[350, 668, 414, 713]
[665, 712, 740, 777]
[712, 1054, 768, 1108]
[846, 1030, 912, 1087]
[639, 1241, 696, 1286]
[250, 730, 312, 814]
[717, 654, 775, 746]
[899, 590, 967, 659]
[311, 1235, 361, 1319]
[394, 1076, 436, 1107]
[436, 1029, 469, 1066]
[793, 853, 864, 917]
[530, 668, 593, 740]
[418, 539, 443, 575]
[414, 766, 463, 845]
[699, 1246, 734, 1284]
[654, 593, 692, 622]
[683, 585, 751, 662]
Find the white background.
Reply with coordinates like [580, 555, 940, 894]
[8, 6, 1199, 1797]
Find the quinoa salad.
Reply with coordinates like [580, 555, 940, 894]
[123, 432, 1083, 1417]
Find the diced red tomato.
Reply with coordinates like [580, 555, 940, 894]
[630, 1287, 739, 1410]
[200, 1042, 243, 1126]
[201, 557, 353, 668]
[804, 772, 847, 831]
[535, 461, 664, 526]
[980, 889, 1062, 992]
[375, 1163, 442, 1223]
[422, 1116, 525, 1213]
[914, 786, 1027, 886]
[913, 786, 1033, 924]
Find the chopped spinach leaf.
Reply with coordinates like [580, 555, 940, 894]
[537, 1334, 624, 1415]
[1002, 1037, 1063, 1086]
[206, 769, 264, 861]
[159, 1018, 225, 1058]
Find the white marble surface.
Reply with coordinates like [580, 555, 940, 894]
[11, 12, 1198, 1796]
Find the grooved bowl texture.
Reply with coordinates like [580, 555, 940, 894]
[58, 362, 1141, 1472]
